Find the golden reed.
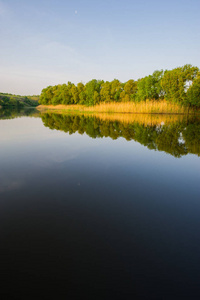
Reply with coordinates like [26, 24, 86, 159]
[38, 100, 193, 115]
[37, 103, 196, 127]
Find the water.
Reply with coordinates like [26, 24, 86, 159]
[0, 108, 200, 298]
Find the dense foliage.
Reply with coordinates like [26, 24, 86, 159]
[39, 65, 200, 108]
[42, 113, 200, 157]
[0, 93, 39, 107]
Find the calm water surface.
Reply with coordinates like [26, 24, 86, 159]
[0, 108, 200, 298]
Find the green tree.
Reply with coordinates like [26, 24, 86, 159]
[136, 70, 163, 101]
[161, 64, 199, 104]
[85, 79, 103, 105]
[122, 79, 137, 102]
[61, 82, 73, 105]
[71, 84, 79, 104]
[186, 72, 200, 108]
[39, 86, 54, 104]
[77, 82, 86, 104]
[100, 81, 111, 103]
[110, 79, 122, 102]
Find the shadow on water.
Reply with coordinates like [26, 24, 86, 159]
[41, 111, 200, 157]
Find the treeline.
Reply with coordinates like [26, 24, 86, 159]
[42, 113, 200, 158]
[39, 64, 200, 108]
[0, 93, 39, 107]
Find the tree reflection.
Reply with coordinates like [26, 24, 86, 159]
[0, 107, 40, 119]
[41, 112, 200, 157]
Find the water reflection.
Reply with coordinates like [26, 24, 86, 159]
[0, 108, 200, 298]
[0, 107, 40, 119]
[41, 112, 200, 157]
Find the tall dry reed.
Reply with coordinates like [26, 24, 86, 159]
[38, 100, 192, 115]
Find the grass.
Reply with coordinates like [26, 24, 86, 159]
[37, 100, 198, 115]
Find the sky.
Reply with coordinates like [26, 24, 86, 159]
[0, 0, 200, 95]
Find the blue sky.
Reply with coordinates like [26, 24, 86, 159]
[0, 0, 199, 95]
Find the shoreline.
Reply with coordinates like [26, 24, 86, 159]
[37, 102, 200, 115]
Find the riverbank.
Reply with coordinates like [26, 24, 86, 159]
[37, 100, 199, 115]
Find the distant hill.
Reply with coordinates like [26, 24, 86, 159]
[0, 92, 39, 107]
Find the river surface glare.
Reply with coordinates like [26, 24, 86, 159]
[0, 108, 200, 298]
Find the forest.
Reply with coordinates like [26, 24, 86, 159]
[39, 64, 200, 108]
[0, 93, 39, 107]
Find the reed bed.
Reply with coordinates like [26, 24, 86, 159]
[38, 100, 192, 115]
